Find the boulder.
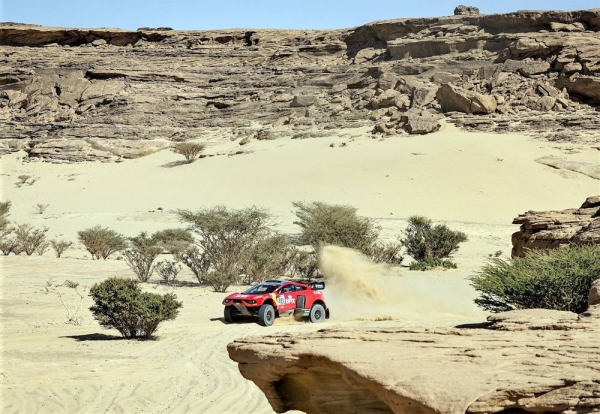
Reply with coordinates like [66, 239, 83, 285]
[436, 83, 497, 114]
[399, 109, 442, 135]
[454, 5, 480, 16]
[290, 95, 317, 108]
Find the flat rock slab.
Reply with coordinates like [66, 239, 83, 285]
[228, 310, 600, 414]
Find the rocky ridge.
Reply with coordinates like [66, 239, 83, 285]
[512, 196, 600, 257]
[1, 9, 600, 161]
[228, 302, 600, 413]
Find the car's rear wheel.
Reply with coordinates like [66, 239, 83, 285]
[224, 306, 238, 323]
[309, 303, 326, 323]
[258, 304, 275, 327]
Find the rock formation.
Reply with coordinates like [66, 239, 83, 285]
[511, 196, 600, 257]
[228, 305, 600, 413]
[1, 9, 600, 161]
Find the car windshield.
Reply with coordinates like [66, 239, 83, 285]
[243, 283, 278, 294]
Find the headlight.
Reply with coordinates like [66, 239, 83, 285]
[223, 299, 231, 303]
[246, 300, 256, 304]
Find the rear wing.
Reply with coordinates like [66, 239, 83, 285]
[295, 280, 325, 290]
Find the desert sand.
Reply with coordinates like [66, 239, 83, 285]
[1, 125, 599, 413]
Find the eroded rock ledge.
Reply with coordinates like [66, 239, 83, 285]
[228, 307, 600, 414]
[512, 196, 600, 257]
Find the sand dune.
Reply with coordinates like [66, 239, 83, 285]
[1, 127, 599, 413]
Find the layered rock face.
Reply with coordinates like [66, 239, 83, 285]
[228, 305, 600, 414]
[512, 196, 600, 257]
[1, 9, 600, 161]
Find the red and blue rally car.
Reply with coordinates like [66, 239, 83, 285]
[222, 279, 329, 326]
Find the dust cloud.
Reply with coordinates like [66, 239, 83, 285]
[319, 245, 484, 322]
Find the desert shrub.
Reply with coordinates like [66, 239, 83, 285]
[89, 277, 182, 339]
[123, 232, 163, 282]
[78, 226, 127, 260]
[292, 201, 379, 256]
[156, 260, 183, 284]
[14, 223, 48, 256]
[178, 205, 274, 291]
[401, 216, 467, 261]
[16, 175, 38, 187]
[290, 250, 320, 280]
[172, 142, 206, 164]
[0, 238, 18, 255]
[0, 201, 12, 242]
[471, 245, 600, 314]
[34, 203, 49, 214]
[369, 241, 404, 265]
[203, 272, 239, 293]
[45, 279, 86, 325]
[36, 241, 50, 256]
[240, 233, 297, 284]
[151, 228, 194, 260]
[51, 239, 73, 258]
[180, 247, 211, 283]
[409, 258, 457, 271]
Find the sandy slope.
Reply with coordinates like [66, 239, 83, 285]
[1, 126, 599, 414]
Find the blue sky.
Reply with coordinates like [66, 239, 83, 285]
[2, 1, 598, 30]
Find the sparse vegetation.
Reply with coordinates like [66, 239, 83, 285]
[0, 201, 12, 242]
[178, 205, 274, 291]
[45, 279, 86, 325]
[151, 228, 194, 261]
[123, 232, 163, 282]
[172, 142, 206, 164]
[156, 260, 183, 284]
[180, 247, 211, 284]
[402, 216, 467, 270]
[292, 201, 379, 257]
[369, 241, 404, 266]
[290, 250, 320, 280]
[33, 203, 49, 214]
[409, 258, 458, 271]
[35, 241, 50, 256]
[16, 175, 38, 187]
[51, 239, 73, 258]
[89, 277, 182, 339]
[240, 233, 297, 284]
[471, 245, 600, 314]
[14, 223, 48, 256]
[78, 226, 127, 260]
[0, 238, 18, 255]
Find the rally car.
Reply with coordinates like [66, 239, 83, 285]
[222, 279, 329, 326]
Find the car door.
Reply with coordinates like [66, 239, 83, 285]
[275, 283, 298, 313]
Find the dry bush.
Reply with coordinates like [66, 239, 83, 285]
[45, 279, 86, 325]
[51, 239, 73, 258]
[34, 203, 49, 214]
[78, 226, 127, 260]
[36, 241, 50, 256]
[16, 175, 38, 187]
[151, 228, 194, 260]
[172, 142, 206, 164]
[178, 205, 274, 291]
[240, 233, 297, 284]
[289, 250, 320, 280]
[180, 247, 211, 283]
[156, 260, 183, 284]
[123, 232, 163, 282]
[0, 201, 12, 242]
[14, 223, 48, 256]
[292, 201, 379, 257]
[0, 238, 18, 255]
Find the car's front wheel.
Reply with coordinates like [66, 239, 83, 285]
[258, 303, 276, 327]
[224, 306, 239, 323]
[309, 303, 326, 323]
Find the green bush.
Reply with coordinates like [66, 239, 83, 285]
[471, 245, 600, 313]
[178, 205, 274, 290]
[172, 142, 206, 164]
[402, 216, 467, 262]
[369, 241, 404, 266]
[409, 258, 457, 271]
[123, 232, 163, 282]
[89, 277, 182, 339]
[292, 201, 379, 257]
[78, 226, 127, 260]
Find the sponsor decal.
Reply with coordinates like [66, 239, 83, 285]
[276, 295, 295, 305]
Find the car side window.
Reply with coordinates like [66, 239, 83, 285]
[281, 285, 295, 293]
[294, 285, 307, 291]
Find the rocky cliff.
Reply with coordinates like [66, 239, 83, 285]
[1, 9, 600, 161]
[228, 304, 600, 414]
